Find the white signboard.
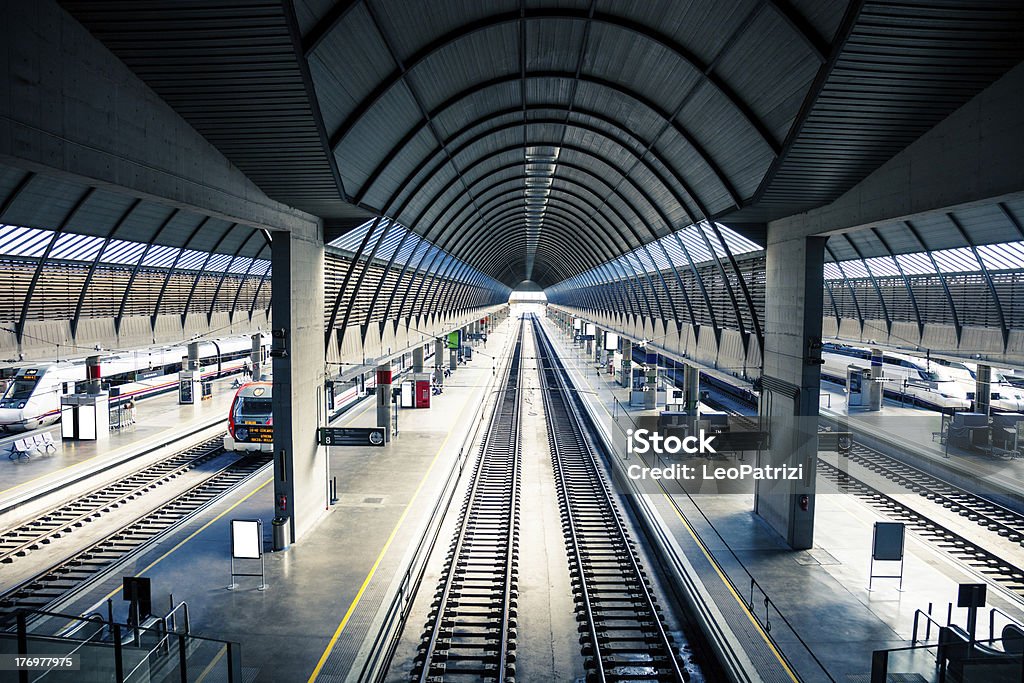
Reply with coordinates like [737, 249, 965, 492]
[231, 519, 262, 559]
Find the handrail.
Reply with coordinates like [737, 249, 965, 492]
[990, 607, 1024, 641]
[913, 606, 947, 644]
[15, 606, 241, 683]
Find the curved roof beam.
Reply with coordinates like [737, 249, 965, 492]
[356, 91, 733, 211]
[432, 161, 676, 317]
[405, 152, 638, 274]
[411, 111, 707, 221]
[442, 178, 646, 278]
[327, 11, 780, 158]
[404, 142, 679, 265]
[354, 71, 744, 220]
[448, 190, 665, 318]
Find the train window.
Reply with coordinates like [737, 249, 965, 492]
[237, 397, 272, 417]
[918, 370, 942, 382]
[5, 380, 38, 400]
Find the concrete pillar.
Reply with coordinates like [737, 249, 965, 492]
[412, 345, 424, 374]
[756, 235, 825, 550]
[684, 364, 700, 412]
[976, 364, 992, 416]
[271, 230, 326, 544]
[449, 331, 459, 370]
[434, 338, 445, 385]
[644, 362, 658, 410]
[376, 363, 393, 439]
[251, 333, 261, 380]
[85, 355, 102, 394]
[619, 340, 632, 388]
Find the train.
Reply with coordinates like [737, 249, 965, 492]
[224, 382, 274, 453]
[222, 342, 444, 451]
[0, 334, 269, 432]
[820, 343, 1024, 412]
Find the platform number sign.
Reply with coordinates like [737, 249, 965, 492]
[318, 427, 386, 447]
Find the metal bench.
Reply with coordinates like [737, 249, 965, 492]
[7, 432, 57, 460]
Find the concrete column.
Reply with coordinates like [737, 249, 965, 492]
[756, 235, 825, 550]
[684, 364, 700, 413]
[376, 363, 393, 438]
[644, 362, 658, 410]
[976, 364, 992, 416]
[251, 333, 262, 380]
[271, 230, 326, 544]
[86, 355, 102, 394]
[619, 340, 632, 388]
[412, 345, 424, 374]
[187, 342, 200, 371]
[434, 338, 445, 385]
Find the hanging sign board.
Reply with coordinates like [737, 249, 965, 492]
[318, 426, 386, 447]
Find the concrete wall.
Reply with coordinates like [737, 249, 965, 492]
[0, 310, 271, 363]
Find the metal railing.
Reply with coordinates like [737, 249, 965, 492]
[8, 607, 239, 683]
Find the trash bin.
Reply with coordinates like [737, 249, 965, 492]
[272, 516, 290, 552]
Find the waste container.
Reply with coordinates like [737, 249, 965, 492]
[272, 516, 290, 551]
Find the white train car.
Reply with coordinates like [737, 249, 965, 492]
[0, 334, 269, 432]
[821, 344, 972, 411]
[929, 357, 1024, 412]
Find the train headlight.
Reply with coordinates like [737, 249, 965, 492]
[17, 402, 25, 409]
[235, 427, 249, 441]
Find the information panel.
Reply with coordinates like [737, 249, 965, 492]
[872, 522, 905, 561]
[244, 424, 273, 443]
[318, 427, 386, 447]
[231, 519, 262, 559]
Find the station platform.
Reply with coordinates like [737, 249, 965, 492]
[54, 319, 518, 683]
[539, 317, 1024, 682]
[816, 383, 1024, 504]
[0, 376, 240, 522]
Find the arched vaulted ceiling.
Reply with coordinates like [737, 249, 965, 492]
[294, 0, 845, 288]
[57, 0, 1024, 290]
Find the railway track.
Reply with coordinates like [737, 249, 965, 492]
[412, 320, 524, 682]
[0, 437, 226, 564]
[534, 318, 689, 682]
[0, 450, 270, 626]
[839, 443, 1024, 546]
[817, 460, 1024, 593]
[705, 388, 1024, 546]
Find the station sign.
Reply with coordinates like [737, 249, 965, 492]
[318, 426, 386, 447]
[465, 333, 487, 341]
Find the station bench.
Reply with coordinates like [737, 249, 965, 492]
[8, 432, 57, 460]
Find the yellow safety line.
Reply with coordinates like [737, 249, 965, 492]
[553, 326, 801, 682]
[95, 398, 381, 604]
[195, 645, 227, 683]
[307, 391, 476, 682]
[97, 477, 275, 603]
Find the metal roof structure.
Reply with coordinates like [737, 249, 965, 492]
[4, 0, 1022, 350]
